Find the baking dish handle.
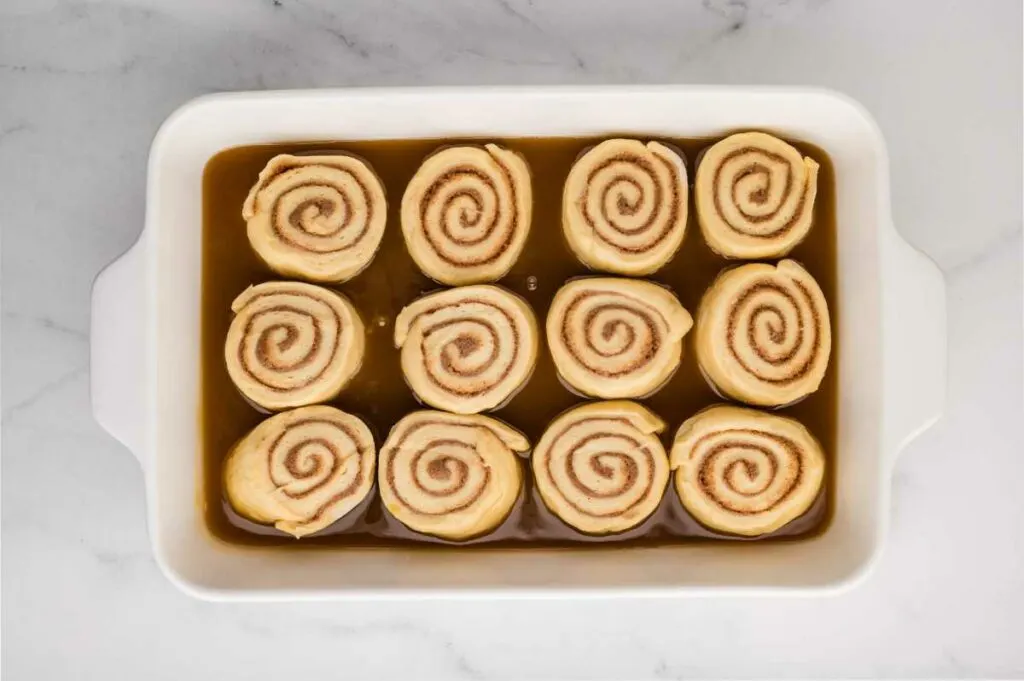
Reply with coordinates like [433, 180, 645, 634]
[881, 225, 947, 463]
[91, 238, 147, 467]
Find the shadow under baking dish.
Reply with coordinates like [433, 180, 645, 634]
[200, 135, 839, 549]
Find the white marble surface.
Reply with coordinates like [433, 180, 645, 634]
[2, 0, 1022, 678]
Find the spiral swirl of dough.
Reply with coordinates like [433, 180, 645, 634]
[546, 278, 692, 399]
[401, 144, 532, 285]
[394, 286, 539, 414]
[695, 260, 831, 407]
[562, 139, 688, 275]
[532, 401, 670, 535]
[242, 154, 387, 282]
[378, 411, 527, 540]
[670, 405, 825, 536]
[224, 405, 376, 538]
[224, 281, 365, 411]
[695, 132, 819, 259]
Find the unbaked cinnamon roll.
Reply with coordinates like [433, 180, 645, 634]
[242, 154, 387, 282]
[670, 405, 825, 536]
[378, 411, 527, 540]
[224, 405, 376, 538]
[547, 278, 692, 399]
[696, 260, 831, 407]
[394, 285, 539, 414]
[695, 132, 819, 259]
[401, 144, 532, 285]
[225, 281, 365, 411]
[562, 139, 688, 275]
[532, 401, 669, 535]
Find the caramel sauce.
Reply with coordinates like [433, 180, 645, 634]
[201, 135, 838, 548]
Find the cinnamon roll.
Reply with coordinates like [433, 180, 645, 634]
[224, 405, 376, 538]
[400, 144, 532, 285]
[242, 154, 387, 282]
[225, 281, 365, 411]
[532, 401, 669, 535]
[670, 405, 825, 536]
[379, 411, 527, 540]
[562, 139, 688, 275]
[547, 278, 692, 399]
[695, 132, 819, 259]
[394, 285, 538, 414]
[696, 260, 831, 407]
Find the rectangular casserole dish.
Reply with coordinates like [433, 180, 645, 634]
[90, 86, 946, 600]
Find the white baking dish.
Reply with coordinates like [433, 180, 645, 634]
[91, 86, 945, 600]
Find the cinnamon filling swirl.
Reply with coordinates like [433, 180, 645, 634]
[378, 411, 527, 540]
[532, 401, 670, 535]
[695, 260, 831, 407]
[224, 405, 376, 538]
[695, 132, 819, 259]
[224, 281, 365, 411]
[547, 278, 692, 399]
[395, 285, 539, 414]
[401, 144, 532, 285]
[562, 139, 688, 275]
[671, 405, 825, 536]
[242, 154, 387, 282]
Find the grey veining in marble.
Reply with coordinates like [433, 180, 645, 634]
[2, 0, 1022, 678]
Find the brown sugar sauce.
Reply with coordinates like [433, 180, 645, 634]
[201, 135, 838, 548]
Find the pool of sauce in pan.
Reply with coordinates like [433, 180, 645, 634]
[200, 135, 839, 549]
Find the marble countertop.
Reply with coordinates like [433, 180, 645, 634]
[2, 0, 1022, 678]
